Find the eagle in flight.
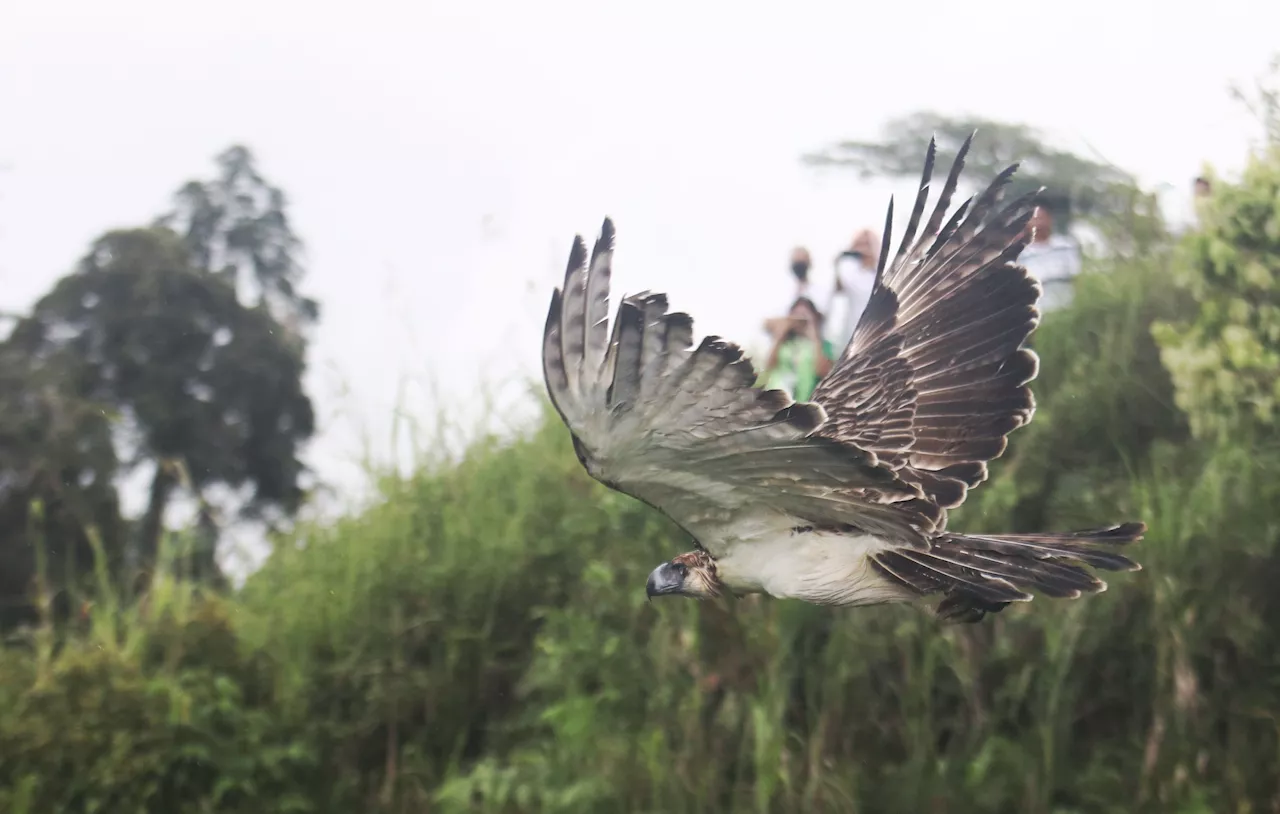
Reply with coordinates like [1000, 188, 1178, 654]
[541, 135, 1145, 623]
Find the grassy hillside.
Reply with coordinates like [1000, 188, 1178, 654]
[4, 198, 1280, 812]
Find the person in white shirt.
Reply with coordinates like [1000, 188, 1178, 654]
[826, 229, 878, 355]
[1018, 205, 1082, 312]
[1172, 176, 1213, 237]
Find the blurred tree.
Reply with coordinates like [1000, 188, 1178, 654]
[7, 225, 315, 584]
[0, 343, 122, 628]
[1231, 54, 1280, 146]
[157, 145, 319, 329]
[802, 112, 1137, 232]
[0, 145, 319, 590]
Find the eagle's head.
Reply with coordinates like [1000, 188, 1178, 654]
[646, 549, 722, 600]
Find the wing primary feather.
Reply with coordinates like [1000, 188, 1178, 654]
[932, 164, 1020, 260]
[894, 136, 936, 267]
[926, 197, 972, 260]
[606, 299, 645, 411]
[659, 312, 695, 380]
[560, 235, 589, 400]
[920, 130, 974, 242]
[542, 287, 570, 419]
[874, 195, 894, 286]
[635, 293, 671, 399]
[584, 218, 616, 391]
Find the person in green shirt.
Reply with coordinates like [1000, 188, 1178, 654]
[760, 297, 836, 402]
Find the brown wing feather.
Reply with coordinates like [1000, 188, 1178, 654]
[812, 132, 1042, 512]
[542, 219, 941, 551]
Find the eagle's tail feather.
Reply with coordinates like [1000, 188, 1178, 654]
[870, 522, 1146, 623]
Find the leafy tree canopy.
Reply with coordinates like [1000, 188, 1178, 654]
[157, 145, 318, 328]
[1, 145, 318, 596]
[8, 228, 315, 565]
[803, 111, 1138, 232]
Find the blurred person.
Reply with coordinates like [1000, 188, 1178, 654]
[826, 229, 879, 353]
[1018, 205, 1081, 312]
[789, 246, 813, 299]
[761, 297, 836, 401]
[1192, 175, 1212, 225]
[779, 246, 826, 327]
[1170, 176, 1214, 236]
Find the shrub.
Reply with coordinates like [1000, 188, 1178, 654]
[1155, 142, 1280, 438]
[0, 589, 316, 814]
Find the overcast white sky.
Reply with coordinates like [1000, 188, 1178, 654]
[2, 0, 1276, 571]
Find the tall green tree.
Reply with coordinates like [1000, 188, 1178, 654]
[803, 112, 1138, 233]
[5, 146, 317, 585]
[158, 145, 319, 328]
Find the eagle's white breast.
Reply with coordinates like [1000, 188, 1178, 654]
[710, 517, 916, 607]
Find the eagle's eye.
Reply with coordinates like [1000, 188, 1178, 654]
[673, 562, 688, 576]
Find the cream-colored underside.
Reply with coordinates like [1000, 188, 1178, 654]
[709, 517, 917, 607]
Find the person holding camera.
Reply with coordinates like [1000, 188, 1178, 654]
[760, 296, 836, 401]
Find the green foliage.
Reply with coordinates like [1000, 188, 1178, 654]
[804, 112, 1138, 231]
[0, 585, 317, 814]
[6, 238, 1280, 811]
[1154, 141, 1280, 438]
[8, 129, 1280, 812]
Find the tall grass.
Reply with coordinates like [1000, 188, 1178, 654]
[3, 253, 1280, 813]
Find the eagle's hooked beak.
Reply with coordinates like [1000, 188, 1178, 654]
[646, 561, 686, 600]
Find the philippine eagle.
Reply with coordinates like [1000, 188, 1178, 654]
[541, 135, 1145, 623]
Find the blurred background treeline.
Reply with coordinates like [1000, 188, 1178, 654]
[3, 69, 1280, 814]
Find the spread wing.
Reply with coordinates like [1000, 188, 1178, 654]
[811, 133, 1042, 518]
[542, 219, 937, 552]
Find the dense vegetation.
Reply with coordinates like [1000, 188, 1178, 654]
[3, 112, 1280, 811]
